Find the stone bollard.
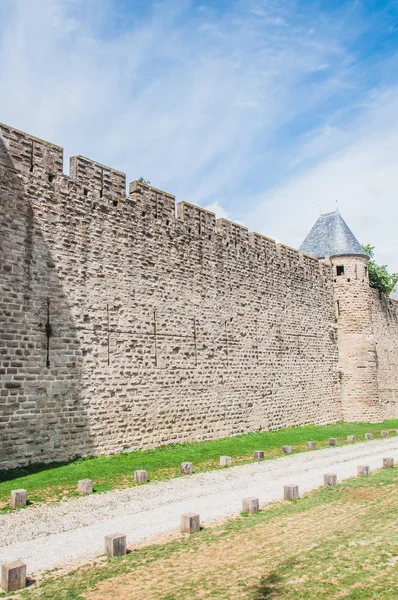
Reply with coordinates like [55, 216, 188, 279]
[357, 465, 371, 477]
[78, 479, 93, 495]
[365, 433, 373, 440]
[381, 430, 389, 438]
[105, 533, 127, 557]
[242, 497, 260, 515]
[383, 457, 394, 468]
[347, 435, 356, 443]
[282, 445, 292, 454]
[134, 470, 148, 484]
[324, 473, 337, 487]
[284, 484, 299, 501]
[10, 489, 27, 509]
[253, 451, 265, 460]
[307, 441, 316, 450]
[1, 560, 27, 592]
[220, 456, 232, 468]
[328, 438, 337, 446]
[180, 462, 193, 475]
[181, 513, 200, 534]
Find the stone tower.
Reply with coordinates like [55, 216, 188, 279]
[300, 211, 380, 422]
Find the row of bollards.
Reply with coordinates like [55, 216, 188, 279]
[1, 455, 395, 592]
[7, 429, 394, 509]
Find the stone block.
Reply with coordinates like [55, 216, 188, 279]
[10, 489, 27, 509]
[78, 479, 92, 494]
[357, 465, 370, 477]
[347, 435, 356, 443]
[383, 457, 394, 468]
[328, 438, 337, 446]
[105, 533, 127, 557]
[242, 497, 260, 514]
[180, 462, 193, 475]
[180, 513, 200, 534]
[1, 560, 26, 592]
[253, 451, 265, 460]
[220, 456, 232, 467]
[365, 433, 373, 440]
[324, 473, 337, 487]
[381, 430, 389, 438]
[134, 470, 148, 484]
[307, 441, 316, 450]
[282, 445, 292, 454]
[284, 484, 299, 500]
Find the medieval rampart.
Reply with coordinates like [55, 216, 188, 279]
[371, 289, 398, 417]
[1, 122, 396, 469]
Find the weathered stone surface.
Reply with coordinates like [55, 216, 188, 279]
[134, 470, 148, 484]
[328, 438, 337, 446]
[282, 445, 292, 454]
[78, 479, 92, 495]
[181, 513, 200, 534]
[220, 456, 232, 468]
[1, 560, 26, 592]
[347, 435, 356, 443]
[105, 533, 126, 557]
[284, 484, 299, 500]
[253, 451, 265, 460]
[242, 497, 260, 514]
[307, 441, 316, 450]
[180, 462, 193, 475]
[357, 465, 370, 477]
[382, 457, 394, 468]
[365, 433, 373, 440]
[0, 123, 397, 470]
[10, 489, 27, 509]
[323, 473, 337, 487]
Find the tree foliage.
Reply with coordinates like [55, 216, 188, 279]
[362, 244, 398, 295]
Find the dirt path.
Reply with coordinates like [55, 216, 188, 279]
[1, 437, 396, 575]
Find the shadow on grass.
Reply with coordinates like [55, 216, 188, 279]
[0, 459, 71, 484]
[252, 572, 284, 599]
[252, 559, 298, 599]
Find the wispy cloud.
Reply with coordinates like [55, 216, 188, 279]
[0, 0, 397, 270]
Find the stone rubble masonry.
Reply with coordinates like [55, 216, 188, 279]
[0, 122, 397, 469]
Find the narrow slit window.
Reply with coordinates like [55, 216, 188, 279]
[336, 265, 345, 276]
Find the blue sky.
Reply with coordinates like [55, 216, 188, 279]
[1, 0, 397, 271]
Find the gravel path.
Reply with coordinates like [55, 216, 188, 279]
[1, 437, 397, 575]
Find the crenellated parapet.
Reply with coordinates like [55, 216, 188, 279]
[0, 121, 331, 290]
[70, 156, 126, 205]
[0, 123, 63, 176]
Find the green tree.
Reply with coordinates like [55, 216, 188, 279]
[362, 244, 398, 295]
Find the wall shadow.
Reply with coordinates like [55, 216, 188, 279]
[0, 133, 92, 470]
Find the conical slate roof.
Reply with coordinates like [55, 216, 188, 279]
[390, 282, 398, 301]
[299, 210, 368, 259]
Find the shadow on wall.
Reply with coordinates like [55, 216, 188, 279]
[0, 135, 91, 469]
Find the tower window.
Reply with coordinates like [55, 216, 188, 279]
[336, 265, 345, 276]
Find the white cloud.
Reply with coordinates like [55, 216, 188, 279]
[245, 88, 398, 271]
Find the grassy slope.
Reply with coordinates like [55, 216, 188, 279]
[7, 460, 398, 599]
[1, 420, 397, 511]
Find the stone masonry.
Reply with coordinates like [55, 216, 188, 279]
[0, 123, 397, 469]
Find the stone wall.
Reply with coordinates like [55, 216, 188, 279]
[371, 290, 398, 418]
[0, 123, 342, 468]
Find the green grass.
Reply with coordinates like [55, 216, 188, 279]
[5, 459, 398, 599]
[0, 420, 397, 512]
